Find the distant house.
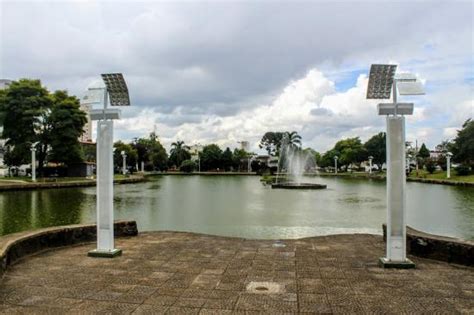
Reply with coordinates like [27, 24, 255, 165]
[430, 150, 443, 159]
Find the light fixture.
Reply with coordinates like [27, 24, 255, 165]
[367, 64, 424, 269]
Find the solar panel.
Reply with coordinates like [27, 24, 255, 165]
[366, 64, 397, 99]
[101, 73, 130, 106]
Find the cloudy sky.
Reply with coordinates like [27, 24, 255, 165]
[1, 0, 473, 153]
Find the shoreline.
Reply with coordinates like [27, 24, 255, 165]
[0, 176, 147, 192]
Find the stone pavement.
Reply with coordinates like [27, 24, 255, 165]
[0, 232, 473, 314]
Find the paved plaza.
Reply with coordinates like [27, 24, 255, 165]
[0, 232, 473, 314]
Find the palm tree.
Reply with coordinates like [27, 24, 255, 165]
[286, 131, 302, 149]
[170, 141, 191, 167]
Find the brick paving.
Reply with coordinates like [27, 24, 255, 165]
[0, 231, 473, 314]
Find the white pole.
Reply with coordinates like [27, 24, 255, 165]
[88, 89, 121, 258]
[122, 153, 127, 175]
[447, 154, 451, 178]
[334, 157, 338, 174]
[198, 157, 201, 172]
[369, 157, 373, 174]
[31, 146, 36, 182]
[141, 161, 144, 173]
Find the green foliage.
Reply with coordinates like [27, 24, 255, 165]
[364, 132, 386, 169]
[169, 141, 191, 168]
[425, 158, 437, 174]
[113, 141, 138, 172]
[200, 144, 223, 171]
[221, 147, 234, 171]
[334, 137, 366, 168]
[259, 132, 284, 156]
[451, 119, 474, 167]
[0, 79, 87, 171]
[417, 143, 430, 159]
[47, 91, 87, 165]
[131, 132, 168, 171]
[179, 159, 196, 173]
[455, 164, 471, 176]
[0, 79, 52, 166]
[232, 148, 248, 171]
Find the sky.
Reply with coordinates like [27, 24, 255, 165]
[0, 0, 473, 153]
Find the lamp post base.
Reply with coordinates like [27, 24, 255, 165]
[88, 248, 122, 258]
[379, 257, 415, 269]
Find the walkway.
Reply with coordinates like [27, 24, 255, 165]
[1, 232, 472, 314]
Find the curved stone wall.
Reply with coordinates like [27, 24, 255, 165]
[0, 220, 138, 276]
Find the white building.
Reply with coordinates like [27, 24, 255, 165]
[189, 144, 203, 161]
[239, 141, 250, 152]
[79, 103, 93, 143]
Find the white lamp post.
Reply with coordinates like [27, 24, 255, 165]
[446, 152, 452, 178]
[141, 161, 145, 173]
[121, 150, 127, 175]
[88, 73, 130, 258]
[367, 64, 424, 268]
[334, 156, 338, 174]
[368, 156, 373, 174]
[30, 142, 38, 182]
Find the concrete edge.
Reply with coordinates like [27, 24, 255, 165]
[382, 224, 474, 266]
[0, 220, 138, 276]
[0, 177, 147, 192]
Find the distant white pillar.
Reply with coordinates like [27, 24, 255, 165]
[141, 161, 145, 173]
[446, 153, 452, 179]
[30, 146, 36, 182]
[121, 151, 127, 175]
[334, 156, 338, 174]
[369, 156, 373, 174]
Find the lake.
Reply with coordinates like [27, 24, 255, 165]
[1, 175, 473, 240]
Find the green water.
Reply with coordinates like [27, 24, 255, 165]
[0, 176, 473, 240]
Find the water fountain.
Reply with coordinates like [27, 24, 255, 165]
[272, 134, 326, 189]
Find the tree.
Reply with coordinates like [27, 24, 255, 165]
[451, 119, 474, 168]
[232, 148, 248, 171]
[364, 132, 386, 170]
[417, 143, 430, 159]
[113, 141, 138, 173]
[259, 132, 284, 156]
[200, 144, 223, 171]
[334, 137, 366, 168]
[0, 79, 52, 168]
[179, 160, 196, 173]
[221, 147, 234, 171]
[285, 131, 302, 149]
[169, 140, 191, 168]
[47, 90, 87, 165]
[131, 132, 168, 171]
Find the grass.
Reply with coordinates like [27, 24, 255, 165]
[0, 174, 141, 186]
[408, 170, 474, 183]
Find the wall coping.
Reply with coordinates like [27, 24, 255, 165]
[0, 220, 138, 276]
[382, 224, 473, 266]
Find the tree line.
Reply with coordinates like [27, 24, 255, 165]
[0, 79, 87, 175]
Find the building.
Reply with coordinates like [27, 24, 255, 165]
[0, 79, 12, 89]
[79, 103, 93, 142]
[189, 144, 203, 162]
[239, 141, 250, 152]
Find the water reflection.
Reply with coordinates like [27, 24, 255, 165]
[0, 176, 472, 240]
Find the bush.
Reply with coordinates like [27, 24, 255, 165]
[425, 159, 437, 174]
[437, 155, 447, 171]
[455, 164, 471, 176]
[179, 160, 196, 173]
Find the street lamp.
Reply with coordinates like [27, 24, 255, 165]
[30, 142, 39, 182]
[88, 73, 130, 258]
[334, 156, 338, 174]
[121, 150, 127, 175]
[446, 152, 453, 178]
[368, 156, 373, 174]
[367, 64, 424, 269]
